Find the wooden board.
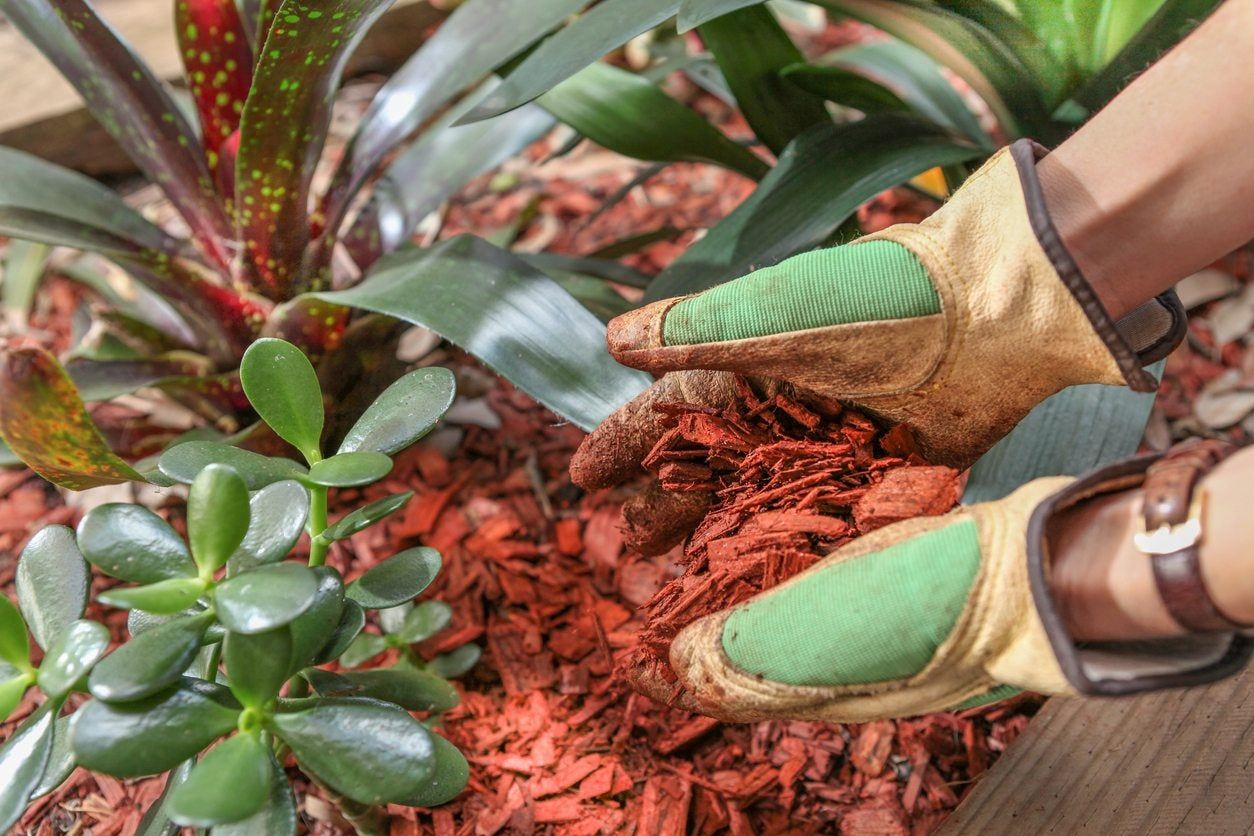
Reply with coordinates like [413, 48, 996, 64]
[940, 663, 1254, 835]
[0, 0, 443, 175]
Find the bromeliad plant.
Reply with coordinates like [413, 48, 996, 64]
[0, 339, 475, 833]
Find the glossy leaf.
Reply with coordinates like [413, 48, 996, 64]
[698, 4, 829, 154]
[97, 577, 208, 615]
[676, 0, 757, 31]
[229, 480, 310, 572]
[426, 643, 482, 680]
[210, 750, 296, 836]
[188, 464, 251, 573]
[340, 367, 456, 456]
[0, 675, 31, 723]
[305, 451, 393, 487]
[168, 732, 270, 827]
[0, 699, 56, 832]
[396, 600, 453, 644]
[272, 698, 435, 804]
[224, 628, 291, 708]
[214, 563, 319, 634]
[36, 619, 109, 700]
[65, 354, 212, 404]
[939, 0, 1070, 108]
[0, 0, 233, 267]
[158, 440, 307, 490]
[16, 526, 88, 651]
[646, 115, 981, 300]
[323, 492, 413, 542]
[398, 732, 469, 807]
[287, 567, 345, 672]
[88, 612, 213, 703]
[305, 667, 459, 712]
[133, 760, 194, 836]
[0, 595, 29, 671]
[29, 715, 74, 800]
[538, 62, 768, 180]
[0, 347, 145, 489]
[312, 235, 653, 431]
[73, 679, 241, 776]
[1, 239, 50, 328]
[314, 598, 365, 665]
[77, 504, 196, 584]
[460, 0, 680, 123]
[176, 0, 255, 160]
[346, 548, 442, 610]
[235, 0, 392, 296]
[781, 63, 911, 113]
[338, 632, 388, 669]
[239, 339, 325, 462]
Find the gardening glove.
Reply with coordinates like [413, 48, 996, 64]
[571, 139, 1183, 554]
[635, 442, 1251, 723]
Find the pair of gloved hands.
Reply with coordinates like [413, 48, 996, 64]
[570, 141, 1225, 723]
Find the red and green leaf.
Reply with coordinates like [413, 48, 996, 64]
[175, 0, 255, 167]
[0, 347, 145, 489]
[234, 0, 393, 299]
[259, 296, 351, 360]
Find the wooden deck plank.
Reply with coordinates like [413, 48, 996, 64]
[939, 664, 1254, 835]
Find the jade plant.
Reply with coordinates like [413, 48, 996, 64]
[0, 338, 474, 833]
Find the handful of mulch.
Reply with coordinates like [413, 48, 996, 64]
[629, 377, 962, 701]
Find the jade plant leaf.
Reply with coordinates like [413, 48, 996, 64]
[346, 548, 442, 610]
[398, 732, 469, 807]
[0, 699, 56, 832]
[0, 595, 30, 671]
[322, 492, 412, 542]
[97, 577, 208, 615]
[271, 698, 435, 805]
[287, 567, 345, 672]
[16, 525, 90, 651]
[0, 676, 30, 723]
[158, 441, 307, 490]
[305, 451, 393, 487]
[133, 759, 194, 836]
[239, 339, 325, 461]
[168, 732, 271, 827]
[339, 367, 456, 456]
[73, 679, 241, 776]
[77, 504, 196, 584]
[228, 480, 310, 573]
[426, 643, 483, 680]
[88, 612, 214, 703]
[224, 628, 292, 709]
[338, 632, 388, 669]
[314, 600, 366, 665]
[213, 563, 318, 634]
[188, 463, 251, 574]
[211, 750, 297, 836]
[305, 667, 459, 713]
[35, 619, 109, 700]
[395, 600, 453, 644]
[0, 347, 146, 489]
[29, 715, 75, 800]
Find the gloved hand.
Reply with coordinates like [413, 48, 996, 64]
[571, 140, 1183, 554]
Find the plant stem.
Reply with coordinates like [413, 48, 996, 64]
[308, 485, 329, 566]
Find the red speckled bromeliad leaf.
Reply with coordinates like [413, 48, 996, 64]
[176, 0, 255, 169]
[233, 0, 392, 299]
[0, 348, 146, 489]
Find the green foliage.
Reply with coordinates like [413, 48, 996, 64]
[0, 340, 473, 831]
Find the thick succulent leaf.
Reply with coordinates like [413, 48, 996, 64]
[427, 643, 482, 679]
[97, 577, 208, 615]
[234, 0, 393, 296]
[963, 364, 1164, 504]
[239, 339, 325, 462]
[224, 628, 292, 708]
[538, 62, 768, 180]
[176, 0, 255, 161]
[346, 548, 442, 610]
[72, 678, 241, 776]
[1, 239, 50, 328]
[78, 504, 196, 584]
[0, 676, 31, 723]
[211, 749, 297, 836]
[0, 347, 146, 489]
[36, 619, 110, 700]
[29, 715, 75, 800]
[271, 698, 435, 805]
[339, 367, 455, 457]
[313, 598, 365, 665]
[323, 0, 588, 239]
[188, 464, 251, 573]
[323, 492, 413, 543]
[338, 632, 388, 668]
[646, 115, 981, 300]
[395, 600, 453, 644]
[287, 567, 345, 672]
[397, 731, 468, 807]
[0, 595, 30, 672]
[88, 612, 213, 703]
[229, 480, 310, 572]
[158, 441, 308, 490]
[304, 667, 459, 712]
[16, 526, 89, 651]
[214, 563, 319, 634]
[168, 732, 270, 827]
[698, 4, 829, 154]
[0, 699, 56, 832]
[0, 0, 233, 267]
[311, 235, 653, 431]
[305, 451, 392, 487]
[134, 760, 194, 836]
[459, 0, 680, 123]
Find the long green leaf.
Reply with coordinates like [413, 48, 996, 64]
[698, 3, 829, 154]
[312, 236, 652, 431]
[235, 0, 392, 297]
[677, 0, 758, 31]
[646, 114, 980, 300]
[937, 0, 1071, 107]
[0, 347, 144, 489]
[0, 0, 233, 268]
[458, 0, 681, 123]
[1, 240, 50, 328]
[537, 62, 768, 180]
[66, 354, 213, 403]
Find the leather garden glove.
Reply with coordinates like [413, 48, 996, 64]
[571, 140, 1183, 554]
[639, 443, 1251, 723]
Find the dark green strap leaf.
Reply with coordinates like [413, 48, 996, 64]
[339, 366, 455, 456]
[16, 525, 89, 651]
[676, 0, 758, 31]
[88, 612, 213, 703]
[78, 503, 196, 584]
[537, 61, 769, 180]
[938, 0, 1072, 107]
[65, 354, 213, 403]
[1, 240, 50, 328]
[346, 548, 442, 610]
[645, 114, 981, 300]
[312, 235, 653, 431]
[0, 698, 56, 832]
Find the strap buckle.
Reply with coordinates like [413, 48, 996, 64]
[1134, 490, 1205, 556]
